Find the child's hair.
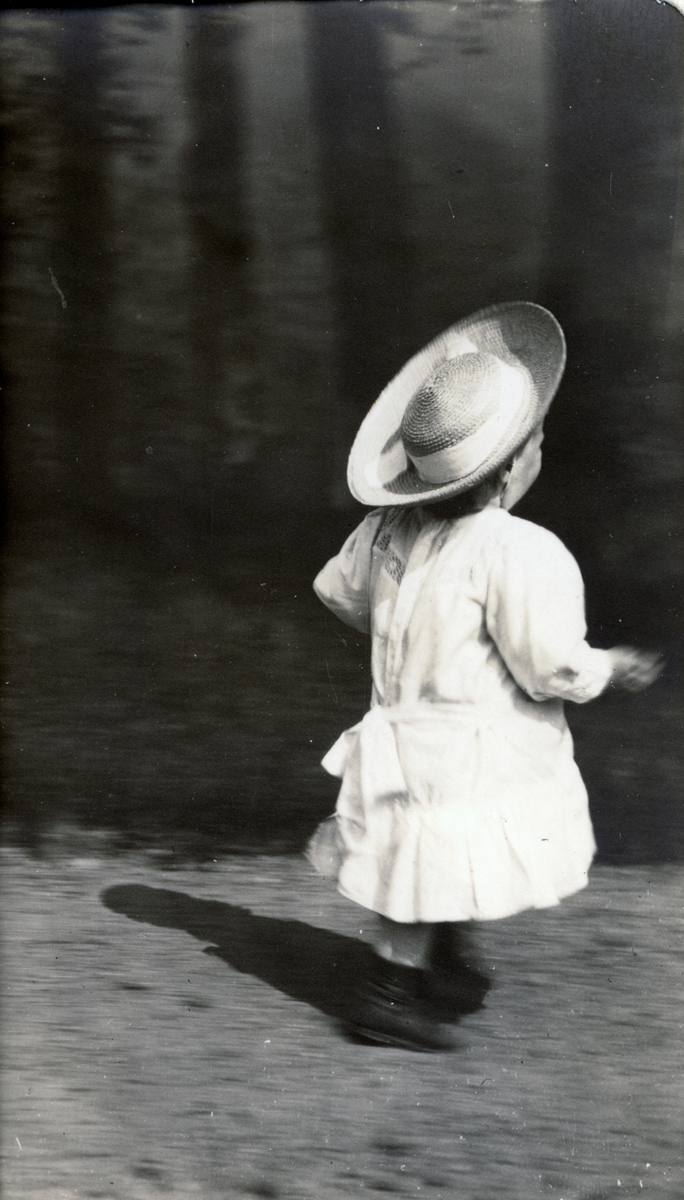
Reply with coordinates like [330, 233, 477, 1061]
[421, 459, 513, 520]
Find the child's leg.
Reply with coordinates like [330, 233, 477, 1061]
[347, 915, 488, 1048]
[427, 921, 490, 1017]
[430, 921, 477, 969]
[374, 915, 435, 968]
[349, 916, 455, 1051]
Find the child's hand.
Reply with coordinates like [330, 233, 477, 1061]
[607, 646, 665, 692]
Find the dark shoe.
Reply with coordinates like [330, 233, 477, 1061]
[420, 966, 490, 1020]
[422, 923, 491, 1021]
[346, 956, 457, 1052]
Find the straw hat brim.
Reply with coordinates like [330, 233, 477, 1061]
[347, 302, 566, 507]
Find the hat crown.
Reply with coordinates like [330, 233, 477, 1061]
[347, 301, 566, 506]
[400, 353, 504, 458]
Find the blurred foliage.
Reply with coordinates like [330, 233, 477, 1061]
[1, 1, 682, 857]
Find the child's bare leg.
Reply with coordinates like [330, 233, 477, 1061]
[375, 916, 435, 968]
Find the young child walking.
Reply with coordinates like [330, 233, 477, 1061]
[307, 302, 662, 1051]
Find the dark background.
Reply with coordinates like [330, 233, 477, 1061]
[2, 0, 682, 860]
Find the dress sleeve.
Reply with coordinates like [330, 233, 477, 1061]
[485, 518, 613, 703]
[313, 509, 385, 633]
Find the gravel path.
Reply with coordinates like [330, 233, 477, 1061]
[3, 846, 683, 1200]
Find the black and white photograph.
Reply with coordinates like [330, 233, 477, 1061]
[2, 0, 683, 1196]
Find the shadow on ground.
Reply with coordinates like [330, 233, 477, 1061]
[102, 883, 376, 1022]
[102, 884, 490, 1030]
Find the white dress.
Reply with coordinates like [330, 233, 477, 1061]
[309, 504, 613, 923]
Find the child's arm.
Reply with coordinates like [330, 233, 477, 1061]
[485, 521, 663, 703]
[313, 509, 385, 634]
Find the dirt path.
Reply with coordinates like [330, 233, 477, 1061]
[3, 845, 683, 1200]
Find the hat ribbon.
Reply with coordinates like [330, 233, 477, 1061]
[407, 365, 528, 486]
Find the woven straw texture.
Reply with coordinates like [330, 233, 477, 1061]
[401, 353, 504, 458]
[347, 302, 566, 506]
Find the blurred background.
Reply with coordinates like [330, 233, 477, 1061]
[2, 0, 682, 860]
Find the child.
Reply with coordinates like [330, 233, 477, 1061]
[307, 302, 662, 1051]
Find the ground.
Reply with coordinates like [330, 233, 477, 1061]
[3, 843, 683, 1200]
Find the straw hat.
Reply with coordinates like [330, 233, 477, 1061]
[347, 301, 566, 507]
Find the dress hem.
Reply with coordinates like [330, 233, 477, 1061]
[334, 871, 591, 924]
